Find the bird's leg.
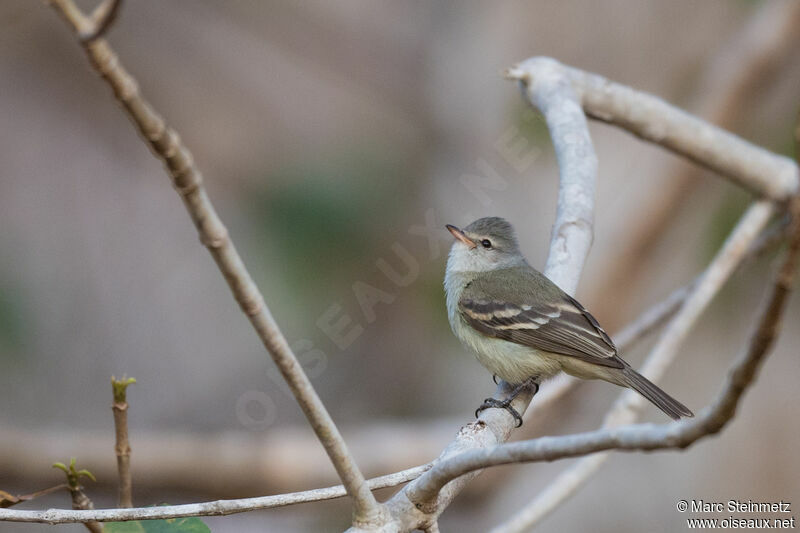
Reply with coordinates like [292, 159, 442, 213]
[475, 376, 539, 428]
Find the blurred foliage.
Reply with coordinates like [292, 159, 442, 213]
[414, 267, 450, 332]
[247, 148, 416, 301]
[701, 184, 784, 313]
[778, 121, 799, 159]
[0, 279, 27, 357]
[509, 101, 552, 149]
[756, 112, 799, 161]
[106, 516, 210, 533]
[703, 186, 751, 264]
[703, 107, 797, 261]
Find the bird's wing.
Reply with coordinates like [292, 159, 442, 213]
[458, 267, 622, 369]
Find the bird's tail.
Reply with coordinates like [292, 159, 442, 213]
[620, 366, 693, 420]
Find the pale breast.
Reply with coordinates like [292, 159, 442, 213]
[450, 311, 562, 384]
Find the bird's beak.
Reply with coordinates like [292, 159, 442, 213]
[446, 224, 477, 249]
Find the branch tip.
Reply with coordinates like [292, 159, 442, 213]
[503, 66, 526, 81]
[111, 375, 136, 405]
[81, 0, 123, 43]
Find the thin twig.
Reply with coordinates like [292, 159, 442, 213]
[111, 376, 135, 508]
[0, 485, 69, 509]
[73, 493, 103, 533]
[507, 60, 799, 201]
[82, 0, 122, 42]
[47, 0, 381, 524]
[610, 209, 787, 351]
[0, 464, 431, 524]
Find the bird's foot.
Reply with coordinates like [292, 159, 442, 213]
[475, 377, 540, 428]
[492, 374, 500, 385]
[475, 397, 523, 427]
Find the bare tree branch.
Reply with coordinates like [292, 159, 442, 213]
[110, 376, 135, 508]
[528, 57, 598, 293]
[493, 450, 606, 533]
[52, 459, 103, 532]
[46, 0, 382, 524]
[83, 0, 123, 42]
[0, 464, 430, 524]
[507, 61, 798, 201]
[0, 485, 70, 509]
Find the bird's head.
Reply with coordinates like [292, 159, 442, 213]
[445, 217, 525, 273]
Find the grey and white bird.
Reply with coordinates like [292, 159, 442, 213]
[444, 216, 693, 425]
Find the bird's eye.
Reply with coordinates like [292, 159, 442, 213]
[481, 239, 492, 249]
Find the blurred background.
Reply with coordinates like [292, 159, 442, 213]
[1, 1, 799, 531]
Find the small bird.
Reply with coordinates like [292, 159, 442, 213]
[444, 216, 692, 425]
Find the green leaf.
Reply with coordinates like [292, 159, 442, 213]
[105, 522, 146, 533]
[77, 469, 96, 482]
[111, 375, 137, 404]
[106, 517, 211, 533]
[52, 458, 97, 488]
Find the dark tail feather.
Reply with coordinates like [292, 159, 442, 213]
[621, 366, 693, 420]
